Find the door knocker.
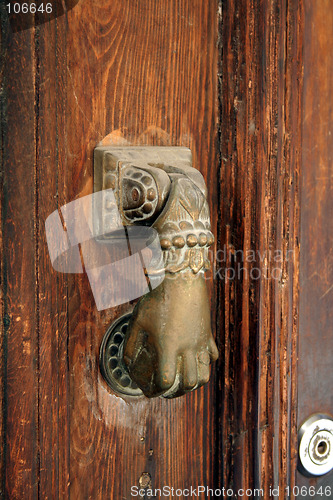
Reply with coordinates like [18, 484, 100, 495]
[95, 147, 218, 399]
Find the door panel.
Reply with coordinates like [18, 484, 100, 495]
[1, 1, 219, 498]
[1, 0, 333, 499]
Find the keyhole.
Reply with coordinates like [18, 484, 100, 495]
[317, 441, 328, 455]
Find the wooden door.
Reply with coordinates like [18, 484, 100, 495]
[0, 0, 332, 499]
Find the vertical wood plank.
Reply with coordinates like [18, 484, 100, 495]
[62, 1, 219, 497]
[0, 18, 38, 500]
[36, 11, 71, 499]
[297, 0, 333, 491]
[217, 0, 302, 495]
[36, 21, 57, 499]
[55, 14, 72, 498]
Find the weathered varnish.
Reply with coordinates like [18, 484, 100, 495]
[1, 0, 332, 498]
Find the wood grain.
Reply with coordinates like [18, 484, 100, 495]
[4, 0, 332, 497]
[0, 16, 38, 499]
[37, 14, 71, 499]
[296, 0, 333, 491]
[217, 0, 302, 496]
[64, 1, 218, 497]
[1, 1, 219, 498]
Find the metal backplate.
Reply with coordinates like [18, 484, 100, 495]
[94, 146, 192, 235]
[99, 313, 143, 397]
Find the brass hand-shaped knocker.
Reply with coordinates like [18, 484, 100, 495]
[96, 147, 218, 398]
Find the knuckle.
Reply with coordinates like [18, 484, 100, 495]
[209, 341, 219, 361]
[197, 363, 211, 386]
[183, 373, 197, 390]
[156, 371, 176, 391]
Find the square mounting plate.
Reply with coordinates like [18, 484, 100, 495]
[93, 146, 192, 235]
